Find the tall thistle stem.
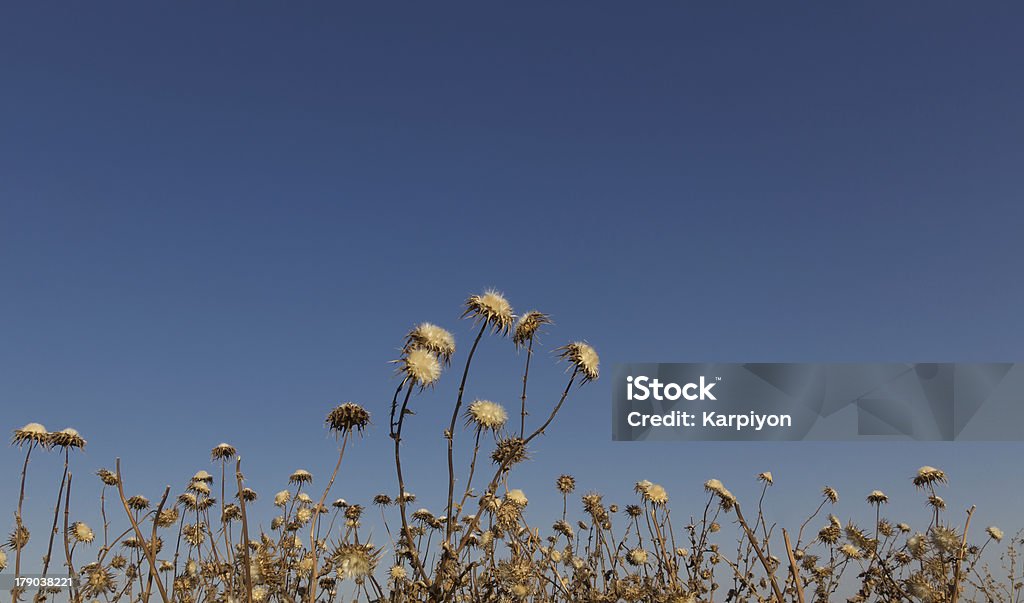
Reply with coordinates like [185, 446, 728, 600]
[444, 323, 487, 542]
[393, 382, 430, 584]
[309, 430, 350, 603]
[519, 336, 535, 438]
[40, 447, 69, 581]
[12, 440, 36, 600]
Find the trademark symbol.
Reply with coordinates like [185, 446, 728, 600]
[716, 376, 722, 381]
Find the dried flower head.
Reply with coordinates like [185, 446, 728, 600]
[192, 470, 214, 483]
[51, 427, 86, 449]
[326, 403, 371, 435]
[70, 522, 95, 544]
[81, 564, 116, 598]
[513, 311, 551, 349]
[822, 486, 839, 504]
[335, 543, 380, 582]
[757, 472, 773, 485]
[211, 443, 236, 460]
[396, 347, 442, 388]
[867, 490, 889, 505]
[97, 468, 119, 486]
[644, 484, 669, 506]
[704, 479, 736, 509]
[405, 323, 456, 365]
[491, 437, 528, 466]
[463, 290, 515, 335]
[274, 490, 291, 507]
[986, 526, 1004, 542]
[556, 475, 576, 495]
[506, 489, 528, 507]
[126, 495, 150, 511]
[913, 466, 948, 488]
[466, 400, 508, 431]
[290, 469, 313, 484]
[557, 342, 599, 382]
[627, 548, 649, 566]
[12, 422, 50, 447]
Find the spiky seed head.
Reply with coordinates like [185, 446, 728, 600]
[156, 508, 180, 528]
[326, 403, 371, 435]
[274, 490, 291, 507]
[867, 490, 889, 505]
[405, 323, 456, 365]
[70, 522, 95, 544]
[373, 494, 392, 507]
[289, 469, 313, 484]
[335, 543, 380, 582]
[557, 342, 600, 382]
[644, 484, 669, 506]
[51, 427, 86, 449]
[556, 475, 576, 495]
[211, 443, 236, 460]
[506, 489, 528, 507]
[913, 466, 948, 488]
[7, 526, 30, 550]
[627, 548, 649, 566]
[389, 565, 407, 581]
[0, 549, 6, 571]
[81, 564, 116, 598]
[332, 498, 348, 508]
[491, 437, 528, 467]
[823, 486, 839, 503]
[12, 422, 50, 447]
[987, 526, 1004, 542]
[126, 495, 150, 511]
[704, 479, 736, 509]
[758, 472, 773, 485]
[466, 400, 508, 431]
[192, 470, 214, 483]
[513, 311, 551, 349]
[463, 289, 515, 335]
[396, 347, 442, 388]
[239, 487, 258, 502]
[97, 468, 119, 486]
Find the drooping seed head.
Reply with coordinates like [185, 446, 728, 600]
[211, 443, 237, 460]
[513, 311, 551, 349]
[557, 342, 600, 383]
[326, 403, 371, 435]
[51, 428, 86, 449]
[12, 422, 51, 448]
[913, 466, 948, 489]
[867, 490, 889, 505]
[289, 469, 313, 484]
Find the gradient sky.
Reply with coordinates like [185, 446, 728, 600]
[2, 1, 1023, 584]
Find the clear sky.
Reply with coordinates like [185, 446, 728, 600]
[2, 1, 1023, 580]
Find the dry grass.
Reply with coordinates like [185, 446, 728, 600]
[4, 289, 1021, 603]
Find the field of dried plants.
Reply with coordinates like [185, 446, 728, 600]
[4, 290, 1021, 603]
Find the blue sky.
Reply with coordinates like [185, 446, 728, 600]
[2, 1, 1023, 579]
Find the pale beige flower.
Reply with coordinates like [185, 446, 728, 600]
[558, 342, 599, 382]
[463, 290, 515, 335]
[396, 347, 442, 388]
[466, 400, 508, 431]
[405, 323, 456, 365]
